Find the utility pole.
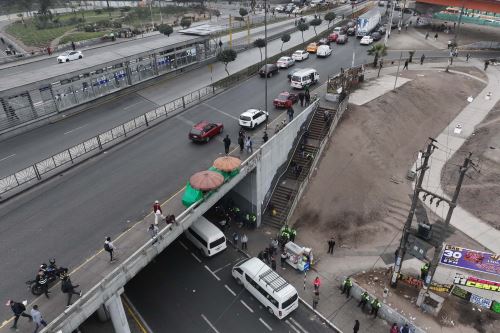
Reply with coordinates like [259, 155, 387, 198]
[416, 152, 474, 306]
[264, 0, 268, 129]
[384, 1, 395, 46]
[391, 139, 437, 287]
[453, 0, 466, 46]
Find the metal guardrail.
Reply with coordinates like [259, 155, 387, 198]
[0, 85, 216, 199]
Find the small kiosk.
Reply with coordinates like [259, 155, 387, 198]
[285, 241, 313, 272]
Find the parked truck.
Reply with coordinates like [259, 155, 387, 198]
[356, 8, 381, 37]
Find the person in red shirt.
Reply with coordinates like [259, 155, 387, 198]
[313, 276, 321, 292]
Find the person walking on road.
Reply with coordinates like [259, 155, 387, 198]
[312, 290, 320, 309]
[341, 277, 353, 297]
[371, 298, 381, 317]
[484, 60, 489, 71]
[153, 200, 163, 225]
[263, 131, 268, 143]
[403, 59, 409, 70]
[434, 32, 438, 40]
[232, 232, 239, 248]
[271, 255, 277, 270]
[359, 291, 370, 310]
[245, 136, 253, 153]
[400, 324, 410, 333]
[104, 237, 116, 262]
[313, 276, 321, 292]
[304, 90, 311, 106]
[420, 54, 425, 65]
[241, 234, 248, 250]
[71, 41, 76, 51]
[425, 32, 429, 39]
[280, 251, 287, 268]
[61, 273, 82, 307]
[353, 320, 360, 333]
[238, 135, 244, 152]
[466, 53, 470, 62]
[223, 135, 231, 155]
[298, 91, 305, 107]
[8, 300, 32, 330]
[148, 223, 160, 244]
[31, 305, 47, 333]
[327, 237, 335, 254]
[287, 106, 294, 122]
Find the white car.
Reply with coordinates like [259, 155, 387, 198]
[57, 50, 83, 63]
[316, 45, 332, 58]
[239, 109, 269, 129]
[275, 5, 285, 12]
[277, 56, 295, 68]
[360, 36, 374, 45]
[291, 50, 309, 61]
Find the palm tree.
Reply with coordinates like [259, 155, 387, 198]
[367, 43, 387, 68]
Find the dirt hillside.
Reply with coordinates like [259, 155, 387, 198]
[290, 69, 486, 250]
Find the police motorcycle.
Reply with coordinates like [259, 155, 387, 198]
[26, 259, 67, 295]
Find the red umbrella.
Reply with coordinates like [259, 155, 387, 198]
[190, 171, 224, 191]
[213, 156, 242, 172]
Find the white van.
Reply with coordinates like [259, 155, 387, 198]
[185, 216, 227, 257]
[232, 257, 299, 319]
[290, 68, 319, 89]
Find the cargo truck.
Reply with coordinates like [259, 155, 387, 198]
[356, 8, 381, 37]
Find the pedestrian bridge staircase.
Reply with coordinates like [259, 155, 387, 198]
[263, 105, 340, 228]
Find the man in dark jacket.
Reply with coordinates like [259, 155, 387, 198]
[223, 135, 231, 155]
[9, 300, 32, 329]
[238, 135, 244, 152]
[61, 273, 82, 307]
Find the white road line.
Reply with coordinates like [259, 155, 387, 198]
[289, 317, 309, 333]
[285, 320, 301, 333]
[213, 262, 232, 274]
[64, 124, 88, 135]
[176, 114, 195, 127]
[240, 300, 254, 313]
[179, 241, 188, 250]
[259, 318, 273, 331]
[0, 153, 15, 162]
[191, 252, 202, 263]
[202, 103, 239, 120]
[204, 265, 221, 281]
[201, 314, 220, 333]
[224, 284, 236, 296]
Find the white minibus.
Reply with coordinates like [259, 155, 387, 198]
[290, 68, 319, 89]
[232, 257, 299, 319]
[185, 216, 227, 257]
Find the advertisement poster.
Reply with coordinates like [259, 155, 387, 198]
[469, 294, 493, 309]
[491, 301, 500, 314]
[451, 286, 471, 301]
[440, 245, 500, 276]
[453, 273, 500, 292]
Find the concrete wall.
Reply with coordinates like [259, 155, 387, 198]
[229, 169, 258, 214]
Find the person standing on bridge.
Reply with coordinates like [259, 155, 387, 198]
[420, 54, 425, 65]
[153, 200, 163, 225]
[61, 273, 82, 307]
[104, 237, 116, 262]
[353, 319, 360, 333]
[71, 41, 76, 51]
[8, 300, 32, 330]
[31, 304, 47, 333]
[298, 91, 305, 107]
[245, 136, 253, 154]
[403, 59, 409, 70]
[238, 134, 244, 153]
[223, 135, 231, 155]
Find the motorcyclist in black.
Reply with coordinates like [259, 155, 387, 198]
[36, 270, 50, 298]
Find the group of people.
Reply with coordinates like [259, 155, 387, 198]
[224, 129, 263, 156]
[257, 238, 281, 270]
[297, 88, 312, 107]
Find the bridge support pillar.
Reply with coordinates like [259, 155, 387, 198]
[104, 289, 131, 333]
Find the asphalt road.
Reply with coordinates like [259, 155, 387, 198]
[125, 239, 334, 333]
[0, 34, 376, 321]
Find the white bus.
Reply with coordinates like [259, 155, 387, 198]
[232, 258, 299, 319]
[185, 216, 227, 257]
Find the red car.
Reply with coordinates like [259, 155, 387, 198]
[328, 32, 338, 42]
[189, 121, 223, 142]
[273, 91, 298, 109]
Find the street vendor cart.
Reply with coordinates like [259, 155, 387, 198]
[285, 241, 314, 272]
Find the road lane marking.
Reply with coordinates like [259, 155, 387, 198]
[64, 123, 88, 135]
[124, 100, 144, 110]
[289, 317, 309, 333]
[202, 102, 239, 120]
[259, 318, 273, 331]
[240, 300, 254, 313]
[191, 252, 202, 263]
[176, 114, 195, 127]
[212, 262, 231, 273]
[122, 295, 148, 333]
[179, 241, 188, 250]
[0, 153, 15, 162]
[285, 320, 301, 333]
[204, 265, 221, 281]
[201, 314, 220, 333]
[224, 284, 236, 296]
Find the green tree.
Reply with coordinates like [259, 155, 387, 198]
[253, 38, 266, 62]
[297, 22, 309, 43]
[239, 8, 248, 20]
[217, 49, 237, 76]
[280, 33, 290, 52]
[324, 12, 336, 28]
[158, 23, 174, 37]
[367, 43, 387, 68]
[180, 17, 191, 29]
[38, 0, 52, 17]
[309, 18, 322, 36]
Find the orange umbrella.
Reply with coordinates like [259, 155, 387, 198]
[213, 156, 242, 172]
[190, 171, 224, 191]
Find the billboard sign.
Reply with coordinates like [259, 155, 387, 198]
[440, 245, 500, 277]
[454, 273, 500, 292]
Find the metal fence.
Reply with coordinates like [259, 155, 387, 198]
[0, 85, 216, 199]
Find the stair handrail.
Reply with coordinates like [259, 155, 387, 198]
[262, 101, 319, 217]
